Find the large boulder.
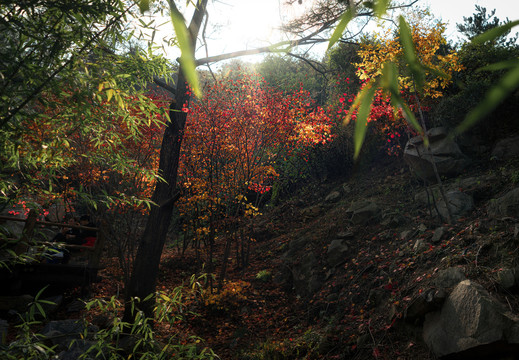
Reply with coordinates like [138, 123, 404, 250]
[404, 127, 470, 181]
[327, 239, 350, 268]
[291, 253, 323, 297]
[423, 280, 519, 358]
[491, 135, 519, 161]
[40, 319, 99, 348]
[436, 190, 474, 221]
[346, 200, 381, 225]
[488, 187, 519, 218]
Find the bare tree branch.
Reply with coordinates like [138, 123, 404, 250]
[286, 52, 327, 75]
[194, 0, 419, 67]
[153, 77, 176, 95]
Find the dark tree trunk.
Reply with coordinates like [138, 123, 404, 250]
[122, 76, 187, 321]
[122, 0, 208, 322]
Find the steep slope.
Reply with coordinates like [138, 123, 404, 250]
[210, 149, 519, 359]
[88, 139, 519, 359]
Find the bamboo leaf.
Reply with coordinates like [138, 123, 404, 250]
[374, 0, 390, 18]
[472, 20, 519, 44]
[169, 5, 201, 97]
[106, 89, 114, 103]
[353, 84, 377, 160]
[328, 6, 356, 50]
[456, 64, 519, 135]
[139, 0, 150, 14]
[478, 59, 519, 72]
[398, 16, 424, 91]
[422, 64, 449, 80]
[382, 62, 423, 134]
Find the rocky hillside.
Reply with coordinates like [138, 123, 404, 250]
[236, 131, 519, 359]
[8, 131, 519, 360]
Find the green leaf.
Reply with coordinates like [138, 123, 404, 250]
[35, 302, 46, 318]
[456, 64, 519, 135]
[328, 6, 356, 50]
[139, 0, 151, 14]
[398, 16, 424, 91]
[353, 84, 377, 160]
[422, 64, 449, 80]
[472, 20, 519, 44]
[169, 5, 201, 97]
[381, 62, 423, 135]
[106, 89, 114, 103]
[477, 59, 519, 72]
[374, 0, 390, 18]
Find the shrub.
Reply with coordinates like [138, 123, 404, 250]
[203, 280, 250, 313]
[255, 270, 272, 282]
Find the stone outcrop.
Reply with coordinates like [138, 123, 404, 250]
[345, 200, 381, 225]
[327, 239, 349, 268]
[491, 135, 519, 161]
[436, 190, 474, 220]
[423, 280, 519, 358]
[404, 127, 470, 181]
[488, 187, 519, 218]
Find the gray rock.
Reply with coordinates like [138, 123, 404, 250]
[380, 211, 405, 228]
[488, 187, 519, 218]
[413, 239, 427, 253]
[400, 229, 417, 241]
[327, 239, 349, 268]
[423, 280, 519, 357]
[336, 230, 354, 239]
[436, 190, 474, 221]
[404, 127, 470, 181]
[434, 267, 466, 290]
[346, 200, 381, 225]
[431, 227, 445, 243]
[498, 269, 516, 289]
[325, 191, 341, 203]
[41, 319, 98, 348]
[308, 274, 325, 295]
[291, 253, 320, 297]
[285, 236, 312, 258]
[491, 135, 519, 160]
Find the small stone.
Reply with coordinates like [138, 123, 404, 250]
[337, 230, 354, 239]
[497, 269, 516, 289]
[327, 239, 349, 268]
[418, 223, 427, 232]
[431, 227, 445, 243]
[400, 229, 416, 241]
[325, 191, 341, 203]
[413, 239, 427, 252]
[434, 267, 466, 290]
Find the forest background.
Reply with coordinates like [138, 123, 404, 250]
[1, 0, 519, 358]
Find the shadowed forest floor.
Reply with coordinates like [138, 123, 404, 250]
[84, 154, 519, 359]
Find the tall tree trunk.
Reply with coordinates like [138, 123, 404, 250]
[122, 0, 208, 322]
[123, 76, 187, 321]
